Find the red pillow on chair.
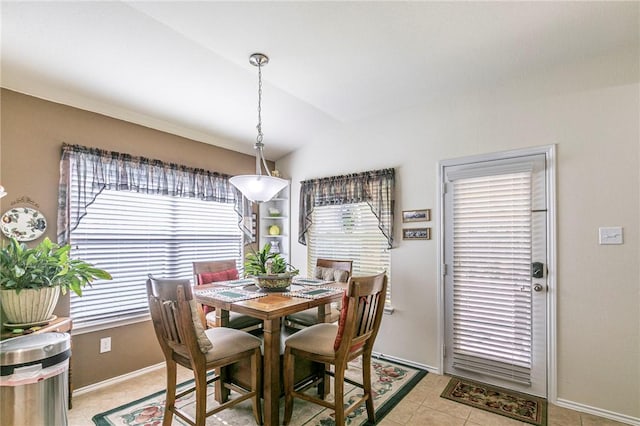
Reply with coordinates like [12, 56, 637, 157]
[333, 291, 349, 351]
[227, 268, 240, 280]
[196, 268, 239, 285]
[333, 291, 366, 352]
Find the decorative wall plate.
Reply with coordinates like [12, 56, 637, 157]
[1, 207, 47, 241]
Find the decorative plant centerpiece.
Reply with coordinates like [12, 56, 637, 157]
[244, 243, 298, 291]
[0, 237, 112, 325]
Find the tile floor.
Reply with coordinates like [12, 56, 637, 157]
[68, 365, 628, 426]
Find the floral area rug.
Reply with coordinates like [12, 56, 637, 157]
[92, 355, 426, 426]
[440, 376, 547, 426]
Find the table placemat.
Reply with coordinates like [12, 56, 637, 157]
[292, 277, 334, 286]
[288, 287, 344, 299]
[195, 287, 267, 303]
[216, 278, 256, 287]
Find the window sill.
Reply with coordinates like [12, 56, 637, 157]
[71, 314, 151, 336]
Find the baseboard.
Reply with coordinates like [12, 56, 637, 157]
[72, 362, 165, 397]
[555, 398, 640, 426]
[373, 351, 439, 374]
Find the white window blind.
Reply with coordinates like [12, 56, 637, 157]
[451, 171, 533, 384]
[308, 203, 391, 305]
[70, 189, 243, 328]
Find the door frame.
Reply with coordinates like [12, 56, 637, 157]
[437, 144, 557, 402]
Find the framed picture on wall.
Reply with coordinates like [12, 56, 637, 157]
[402, 227, 431, 240]
[402, 209, 431, 223]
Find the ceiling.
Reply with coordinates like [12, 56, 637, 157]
[2, 1, 638, 160]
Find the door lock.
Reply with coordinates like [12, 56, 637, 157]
[532, 262, 544, 279]
[533, 284, 544, 292]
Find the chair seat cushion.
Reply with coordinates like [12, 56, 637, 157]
[203, 327, 262, 361]
[284, 323, 338, 357]
[287, 307, 340, 327]
[205, 311, 263, 330]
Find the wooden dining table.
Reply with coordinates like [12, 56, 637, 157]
[195, 281, 346, 426]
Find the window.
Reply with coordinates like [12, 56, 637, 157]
[58, 143, 250, 330]
[299, 168, 395, 307]
[70, 189, 243, 328]
[308, 203, 392, 305]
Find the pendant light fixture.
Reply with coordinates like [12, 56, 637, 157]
[0, 185, 6, 198]
[229, 53, 288, 203]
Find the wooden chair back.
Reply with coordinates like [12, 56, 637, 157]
[193, 259, 238, 281]
[336, 272, 387, 358]
[146, 276, 202, 362]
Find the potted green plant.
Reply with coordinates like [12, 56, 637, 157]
[0, 237, 112, 325]
[244, 242, 298, 290]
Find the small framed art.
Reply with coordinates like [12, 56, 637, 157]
[402, 209, 431, 223]
[402, 227, 431, 240]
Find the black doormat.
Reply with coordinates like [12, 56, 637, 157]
[441, 376, 547, 426]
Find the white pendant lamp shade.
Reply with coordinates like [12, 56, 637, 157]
[230, 52, 289, 203]
[0, 185, 6, 198]
[230, 174, 288, 203]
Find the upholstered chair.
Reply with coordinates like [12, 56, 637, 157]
[285, 258, 353, 329]
[192, 260, 263, 332]
[146, 275, 262, 426]
[283, 272, 387, 426]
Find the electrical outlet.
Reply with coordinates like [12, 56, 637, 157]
[100, 337, 111, 353]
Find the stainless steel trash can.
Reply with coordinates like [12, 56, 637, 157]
[0, 332, 71, 426]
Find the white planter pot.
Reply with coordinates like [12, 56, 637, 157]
[0, 287, 60, 324]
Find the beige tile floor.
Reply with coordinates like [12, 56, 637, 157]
[68, 366, 627, 426]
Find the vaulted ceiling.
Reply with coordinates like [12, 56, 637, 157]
[2, 1, 637, 159]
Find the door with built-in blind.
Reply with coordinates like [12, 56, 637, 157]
[443, 152, 548, 397]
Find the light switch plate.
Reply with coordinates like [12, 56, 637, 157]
[599, 226, 623, 245]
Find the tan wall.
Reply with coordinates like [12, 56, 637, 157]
[0, 89, 259, 388]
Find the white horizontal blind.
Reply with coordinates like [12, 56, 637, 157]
[308, 203, 391, 305]
[451, 171, 533, 384]
[70, 189, 242, 328]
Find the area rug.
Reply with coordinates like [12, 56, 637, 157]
[440, 376, 547, 426]
[92, 355, 426, 425]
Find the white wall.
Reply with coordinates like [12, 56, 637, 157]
[277, 50, 639, 420]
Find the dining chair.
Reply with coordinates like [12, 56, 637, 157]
[146, 275, 262, 426]
[192, 260, 263, 332]
[285, 258, 353, 329]
[282, 272, 388, 426]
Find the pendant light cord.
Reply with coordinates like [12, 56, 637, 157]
[256, 62, 263, 145]
[255, 60, 272, 177]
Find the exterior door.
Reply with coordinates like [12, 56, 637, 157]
[443, 152, 548, 397]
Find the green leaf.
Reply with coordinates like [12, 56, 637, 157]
[0, 236, 112, 296]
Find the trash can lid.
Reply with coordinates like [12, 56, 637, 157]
[0, 332, 71, 366]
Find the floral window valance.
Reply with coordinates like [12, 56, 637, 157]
[57, 143, 253, 245]
[299, 168, 395, 248]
